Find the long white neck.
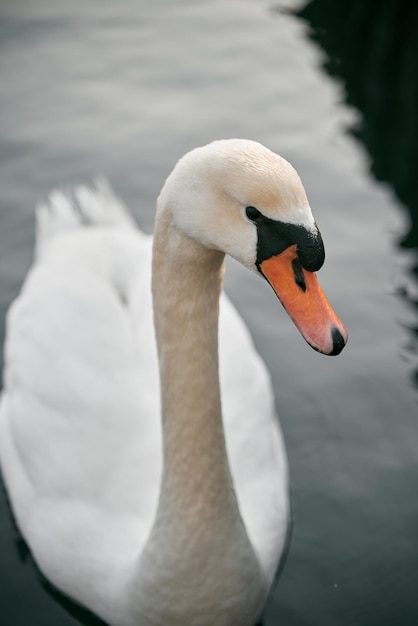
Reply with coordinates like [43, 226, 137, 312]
[153, 209, 234, 524]
[131, 206, 267, 625]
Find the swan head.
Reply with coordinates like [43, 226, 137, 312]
[158, 139, 347, 355]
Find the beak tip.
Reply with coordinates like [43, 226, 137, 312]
[328, 326, 347, 356]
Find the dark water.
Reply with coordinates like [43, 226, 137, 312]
[1, 1, 417, 625]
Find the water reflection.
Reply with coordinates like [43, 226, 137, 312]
[294, 0, 418, 385]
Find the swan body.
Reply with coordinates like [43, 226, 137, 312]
[0, 139, 347, 625]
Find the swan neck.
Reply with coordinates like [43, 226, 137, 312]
[151, 207, 231, 515]
[131, 205, 267, 623]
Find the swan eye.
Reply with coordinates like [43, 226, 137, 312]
[245, 206, 262, 222]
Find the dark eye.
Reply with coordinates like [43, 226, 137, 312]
[245, 206, 262, 222]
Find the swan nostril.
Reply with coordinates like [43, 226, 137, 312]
[330, 327, 346, 356]
[291, 258, 306, 292]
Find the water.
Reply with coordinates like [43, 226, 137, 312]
[1, 1, 417, 624]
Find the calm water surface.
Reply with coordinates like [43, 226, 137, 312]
[1, 1, 417, 625]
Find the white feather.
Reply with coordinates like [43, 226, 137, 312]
[0, 140, 311, 626]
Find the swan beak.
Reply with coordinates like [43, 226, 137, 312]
[260, 245, 348, 355]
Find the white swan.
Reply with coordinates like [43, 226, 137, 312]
[0, 139, 347, 626]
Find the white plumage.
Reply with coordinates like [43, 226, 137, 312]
[0, 140, 346, 626]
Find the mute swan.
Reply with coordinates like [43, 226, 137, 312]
[0, 139, 347, 626]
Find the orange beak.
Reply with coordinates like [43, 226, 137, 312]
[260, 245, 347, 355]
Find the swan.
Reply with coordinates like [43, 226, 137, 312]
[0, 139, 347, 626]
